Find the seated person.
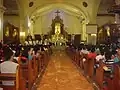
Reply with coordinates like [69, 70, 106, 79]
[0, 46, 18, 86]
[13, 50, 21, 63]
[21, 47, 33, 63]
[104, 51, 114, 72]
[114, 47, 120, 64]
[88, 48, 96, 59]
[96, 50, 105, 62]
[94, 50, 105, 69]
[81, 46, 89, 54]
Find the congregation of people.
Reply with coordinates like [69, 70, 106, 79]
[0, 40, 52, 90]
[1, 37, 120, 90]
[66, 43, 120, 90]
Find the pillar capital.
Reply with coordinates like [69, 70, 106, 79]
[0, 6, 5, 13]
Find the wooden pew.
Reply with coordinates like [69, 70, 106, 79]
[40, 52, 46, 69]
[38, 51, 49, 74]
[95, 60, 105, 89]
[38, 54, 43, 73]
[32, 56, 38, 80]
[19, 59, 34, 90]
[95, 60, 115, 90]
[0, 65, 26, 90]
[79, 54, 84, 69]
[113, 65, 120, 90]
[75, 51, 80, 66]
[81, 54, 88, 72]
[87, 58, 95, 78]
[43, 51, 49, 67]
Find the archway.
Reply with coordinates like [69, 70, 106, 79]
[26, 3, 90, 43]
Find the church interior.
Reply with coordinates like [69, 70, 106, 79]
[0, 0, 120, 90]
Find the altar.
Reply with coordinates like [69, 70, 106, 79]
[51, 33, 67, 46]
[49, 10, 68, 47]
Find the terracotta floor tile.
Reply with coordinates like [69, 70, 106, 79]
[37, 51, 94, 90]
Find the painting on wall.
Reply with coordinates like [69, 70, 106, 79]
[3, 22, 20, 44]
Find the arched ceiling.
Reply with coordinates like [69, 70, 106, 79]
[30, 3, 87, 22]
[3, 0, 19, 15]
[4, 0, 115, 23]
[4, 0, 101, 24]
[4, 0, 115, 16]
[98, 0, 115, 15]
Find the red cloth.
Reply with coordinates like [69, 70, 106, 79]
[88, 52, 97, 59]
[21, 56, 27, 61]
[103, 86, 108, 90]
[111, 55, 115, 59]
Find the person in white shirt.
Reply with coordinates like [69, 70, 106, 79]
[96, 51, 105, 62]
[81, 47, 89, 54]
[0, 46, 18, 86]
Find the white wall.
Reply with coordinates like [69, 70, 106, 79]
[33, 10, 82, 35]
[4, 16, 20, 27]
[96, 16, 115, 27]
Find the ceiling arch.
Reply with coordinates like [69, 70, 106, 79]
[98, 0, 115, 14]
[29, 3, 90, 23]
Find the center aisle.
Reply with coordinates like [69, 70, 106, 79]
[37, 51, 94, 90]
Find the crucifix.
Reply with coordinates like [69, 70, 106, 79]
[55, 10, 60, 16]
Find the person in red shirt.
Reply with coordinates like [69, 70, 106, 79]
[88, 47, 97, 59]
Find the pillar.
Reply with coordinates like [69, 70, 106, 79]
[0, 0, 5, 41]
[19, 18, 27, 43]
[29, 22, 34, 39]
[81, 20, 87, 41]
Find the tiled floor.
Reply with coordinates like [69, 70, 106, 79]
[37, 51, 94, 90]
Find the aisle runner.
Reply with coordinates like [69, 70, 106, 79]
[37, 51, 94, 90]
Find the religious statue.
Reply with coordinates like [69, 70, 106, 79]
[13, 29, 18, 38]
[106, 26, 110, 37]
[55, 23, 61, 35]
[5, 27, 9, 37]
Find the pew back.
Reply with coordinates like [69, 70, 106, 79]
[19, 58, 34, 90]
[0, 65, 25, 90]
[113, 65, 120, 90]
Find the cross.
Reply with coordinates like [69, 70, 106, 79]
[55, 10, 60, 16]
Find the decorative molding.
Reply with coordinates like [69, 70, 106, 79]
[86, 24, 98, 26]
[0, 6, 6, 13]
[97, 14, 115, 16]
[29, 2, 34, 7]
[83, 2, 88, 7]
[4, 13, 19, 16]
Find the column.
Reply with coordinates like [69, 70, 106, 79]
[20, 19, 27, 43]
[81, 20, 87, 41]
[0, 0, 5, 41]
[29, 22, 34, 39]
[115, 14, 120, 24]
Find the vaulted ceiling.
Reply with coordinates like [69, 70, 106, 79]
[98, 0, 115, 14]
[3, 0, 115, 16]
